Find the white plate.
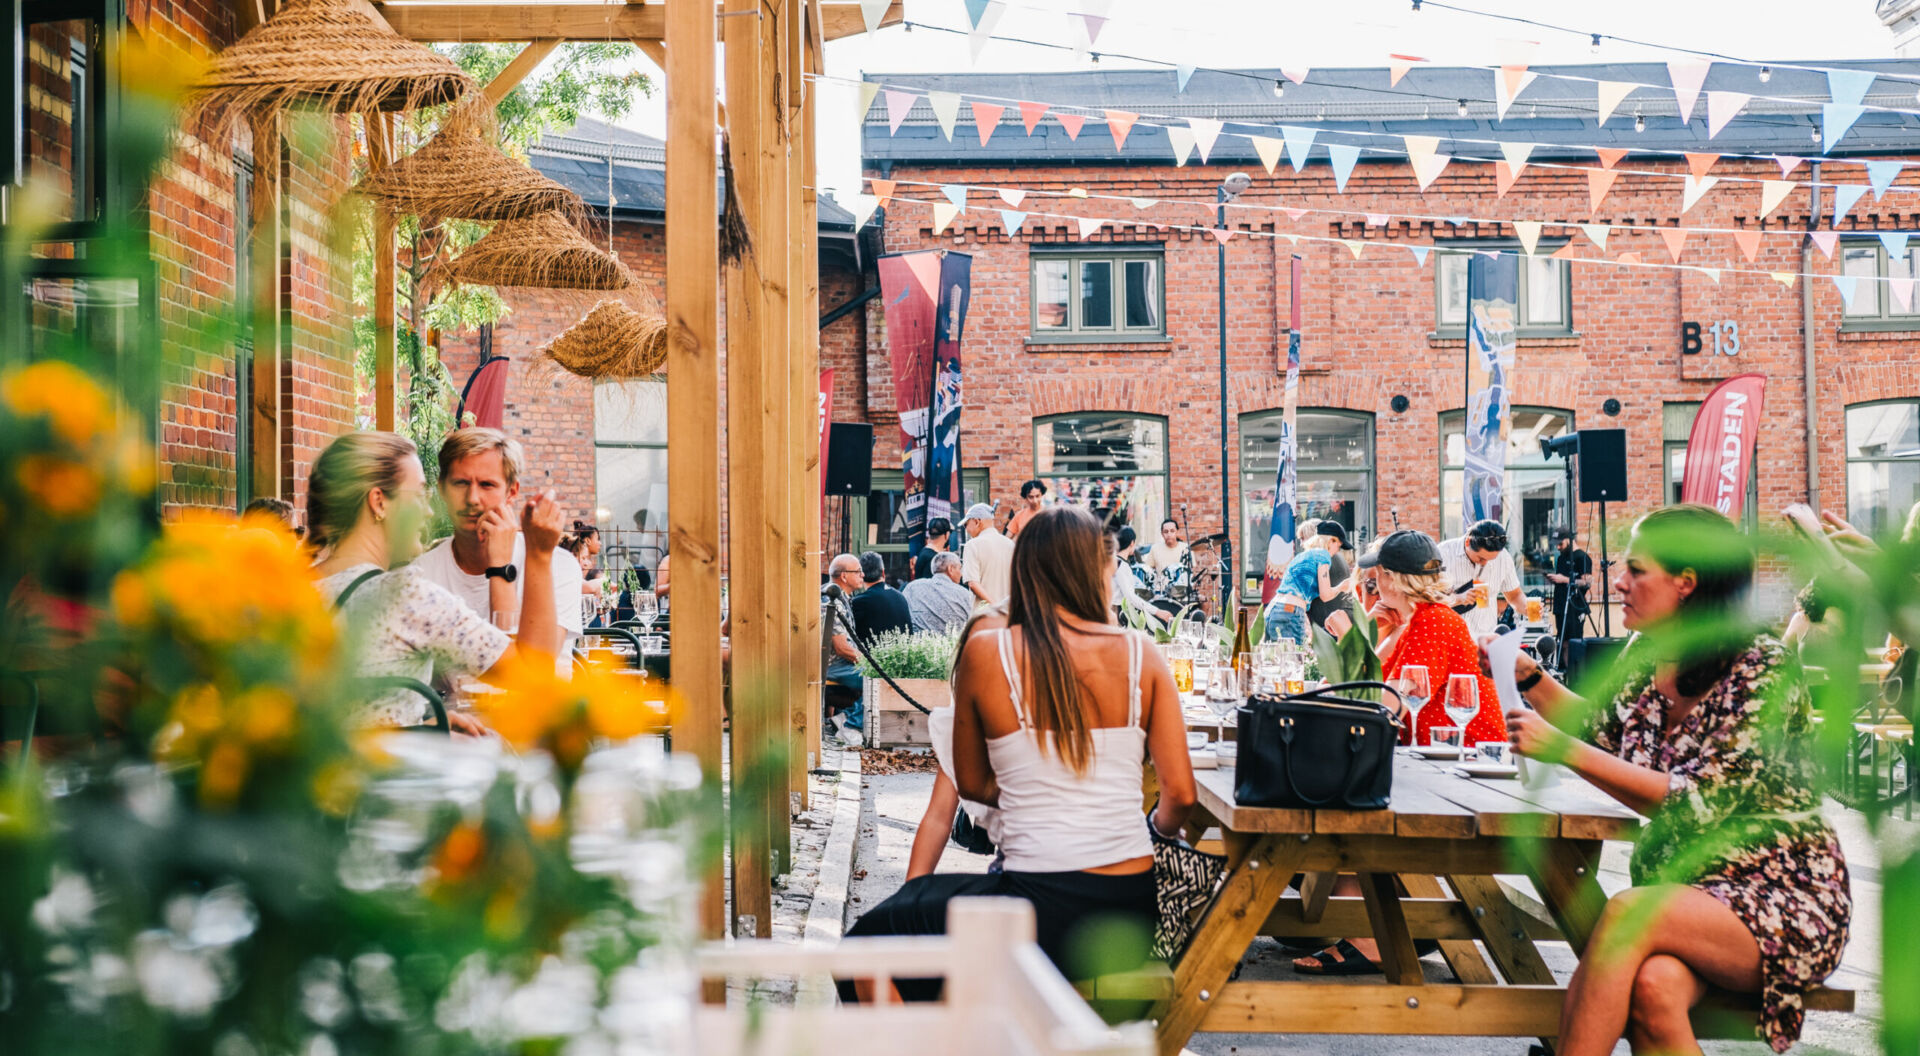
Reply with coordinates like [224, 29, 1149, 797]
[1410, 745, 1464, 759]
[1454, 761, 1520, 779]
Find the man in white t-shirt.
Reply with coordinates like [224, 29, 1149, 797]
[958, 502, 1014, 608]
[410, 428, 583, 676]
[1437, 519, 1524, 639]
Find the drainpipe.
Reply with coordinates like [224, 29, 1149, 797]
[1802, 162, 1821, 511]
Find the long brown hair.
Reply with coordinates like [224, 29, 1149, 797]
[1005, 504, 1115, 774]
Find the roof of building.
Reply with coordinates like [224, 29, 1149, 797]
[862, 59, 1920, 167]
[533, 117, 856, 228]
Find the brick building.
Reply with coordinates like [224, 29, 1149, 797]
[853, 60, 1920, 603]
[8, 0, 356, 516]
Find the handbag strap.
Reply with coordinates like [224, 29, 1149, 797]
[1285, 680, 1402, 719]
[1274, 717, 1381, 808]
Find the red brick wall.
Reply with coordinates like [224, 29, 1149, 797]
[858, 156, 1920, 553]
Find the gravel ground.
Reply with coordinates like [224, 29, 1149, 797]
[849, 767, 1900, 1055]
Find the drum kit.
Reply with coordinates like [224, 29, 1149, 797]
[1122, 531, 1228, 622]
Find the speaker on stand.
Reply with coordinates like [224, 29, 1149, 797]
[1576, 428, 1626, 638]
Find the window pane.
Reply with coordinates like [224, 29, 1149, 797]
[23, 20, 94, 223]
[1842, 246, 1880, 317]
[1241, 412, 1372, 474]
[1524, 257, 1564, 327]
[1079, 260, 1114, 329]
[597, 445, 668, 547]
[1848, 459, 1920, 538]
[1510, 468, 1570, 590]
[1899, 248, 1920, 316]
[1667, 444, 1689, 504]
[1441, 408, 1571, 468]
[1049, 475, 1166, 535]
[1242, 469, 1371, 567]
[1036, 415, 1166, 474]
[1033, 259, 1069, 330]
[595, 379, 668, 443]
[1437, 254, 1468, 326]
[1124, 259, 1159, 329]
[1847, 402, 1920, 459]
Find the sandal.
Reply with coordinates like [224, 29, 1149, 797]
[1293, 939, 1383, 976]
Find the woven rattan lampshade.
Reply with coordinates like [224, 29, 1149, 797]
[352, 105, 584, 221]
[433, 211, 635, 291]
[542, 288, 668, 380]
[188, 0, 473, 124]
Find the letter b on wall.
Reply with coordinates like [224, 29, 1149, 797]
[1681, 321, 1702, 355]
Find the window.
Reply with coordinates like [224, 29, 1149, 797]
[1845, 399, 1920, 537]
[1440, 407, 1574, 590]
[595, 378, 669, 579]
[233, 150, 254, 510]
[1239, 409, 1374, 598]
[850, 468, 992, 583]
[17, 13, 105, 230]
[1663, 402, 1757, 529]
[1029, 247, 1164, 341]
[1839, 241, 1920, 328]
[1034, 414, 1168, 531]
[1435, 249, 1572, 336]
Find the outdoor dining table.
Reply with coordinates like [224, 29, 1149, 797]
[1151, 750, 1643, 1055]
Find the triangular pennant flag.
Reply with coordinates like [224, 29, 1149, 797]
[1066, 187, 1088, 198]
[1595, 147, 1629, 169]
[1336, 240, 1362, 259]
[1866, 160, 1905, 200]
[1366, 213, 1389, 227]
[1495, 161, 1523, 198]
[1408, 244, 1431, 266]
[970, 102, 1004, 147]
[1595, 81, 1635, 126]
[1823, 103, 1866, 152]
[1079, 12, 1108, 44]
[1772, 272, 1798, 288]
[1809, 230, 1838, 259]
[1881, 232, 1910, 259]
[1733, 228, 1763, 262]
[1587, 168, 1620, 214]
[868, 178, 896, 206]
[849, 193, 880, 231]
[1833, 274, 1862, 311]
[1706, 92, 1751, 138]
[941, 184, 968, 211]
[1282, 207, 1312, 221]
[1580, 223, 1610, 251]
[1280, 233, 1298, 244]
[1681, 175, 1720, 214]
[1389, 55, 1424, 87]
[1327, 144, 1360, 193]
[1189, 118, 1224, 163]
[1282, 66, 1310, 85]
[1209, 226, 1236, 245]
[906, 253, 941, 299]
[1453, 218, 1474, 228]
[1831, 182, 1869, 226]
[1699, 267, 1722, 284]
[858, 82, 881, 120]
[1660, 227, 1688, 262]
[860, 0, 890, 34]
[966, 1, 1005, 61]
[1514, 220, 1543, 256]
[927, 91, 961, 141]
[1550, 242, 1581, 261]
[884, 89, 917, 134]
[1667, 60, 1710, 121]
[1019, 101, 1048, 135]
[1684, 153, 1718, 180]
[1104, 111, 1137, 152]
[1618, 252, 1643, 265]
[1404, 135, 1449, 191]
[1829, 68, 1877, 109]
[1496, 68, 1538, 121]
[1250, 135, 1284, 175]
[1776, 155, 1806, 177]
[1076, 216, 1104, 241]
[1499, 140, 1535, 172]
[999, 209, 1027, 236]
[964, 0, 990, 27]
[998, 188, 1025, 207]
[1128, 197, 1154, 210]
[1496, 143, 1533, 196]
[1760, 179, 1795, 219]
[1175, 65, 1195, 92]
[1280, 125, 1317, 172]
[1056, 112, 1087, 140]
[931, 201, 961, 236]
[1893, 276, 1916, 314]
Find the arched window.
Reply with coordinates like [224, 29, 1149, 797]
[1033, 413, 1168, 532]
[1239, 409, 1375, 597]
[1846, 399, 1920, 536]
[1439, 406, 1573, 590]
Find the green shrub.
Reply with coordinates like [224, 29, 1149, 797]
[857, 628, 961, 680]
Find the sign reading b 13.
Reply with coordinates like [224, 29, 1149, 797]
[1681, 320, 1741, 356]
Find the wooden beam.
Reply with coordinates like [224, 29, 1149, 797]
[759, 0, 795, 882]
[665, 0, 724, 950]
[376, 2, 896, 43]
[366, 113, 397, 432]
[247, 112, 284, 501]
[631, 38, 727, 128]
[786, 10, 821, 811]
[819, 0, 900, 40]
[482, 39, 560, 105]
[1200, 982, 1567, 1037]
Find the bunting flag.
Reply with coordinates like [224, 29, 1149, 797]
[1167, 126, 1195, 166]
[1513, 220, 1543, 255]
[1104, 110, 1137, 151]
[931, 201, 961, 235]
[1366, 213, 1388, 227]
[1595, 147, 1629, 169]
[1389, 55, 1424, 86]
[1175, 65, 1195, 92]
[1000, 209, 1027, 235]
[1282, 207, 1312, 221]
[1866, 160, 1905, 199]
[1892, 271, 1915, 313]
[1551, 242, 1581, 261]
[928, 91, 961, 141]
[941, 184, 968, 211]
[885, 89, 916, 134]
[1404, 135, 1449, 191]
[998, 188, 1025, 207]
[1760, 180, 1795, 219]
[1496, 68, 1538, 121]
[860, 0, 890, 34]
[1327, 144, 1360, 193]
[1595, 81, 1635, 126]
[1209, 226, 1236, 244]
[1681, 175, 1719, 214]
[1408, 244, 1431, 265]
[868, 178, 896, 206]
[1880, 232, 1910, 259]
[1344, 240, 1366, 259]
[1580, 223, 1610, 251]
[1808, 230, 1838, 259]
[1684, 153, 1718, 180]
[1833, 274, 1861, 311]
[848, 193, 880, 231]
[963, 0, 990, 27]
[1281, 65, 1311, 85]
[1056, 112, 1087, 140]
[1494, 141, 1533, 197]
[966, 1, 1005, 61]
[1281, 125, 1317, 172]
[1189, 117, 1224, 163]
[1078, 12, 1108, 45]
[1618, 252, 1643, 265]
[1250, 135, 1284, 175]
[1076, 216, 1104, 240]
[1128, 196, 1154, 209]
[1772, 272, 1797, 287]
[1660, 227, 1689, 262]
[1066, 187, 1088, 198]
[1733, 228, 1763, 262]
[1588, 168, 1620, 213]
[1019, 100, 1048, 134]
[1823, 103, 1864, 153]
[1831, 182, 1869, 226]
[971, 102, 1004, 147]
[1706, 92, 1751, 138]
[1776, 155, 1807, 177]
[1820, 68, 1877, 152]
[1261, 254, 1304, 605]
[1699, 267, 1722, 283]
[858, 82, 881, 121]
[1666, 60, 1711, 121]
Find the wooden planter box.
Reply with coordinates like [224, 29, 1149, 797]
[867, 677, 951, 748]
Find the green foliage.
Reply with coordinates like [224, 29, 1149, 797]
[856, 628, 961, 680]
[1311, 620, 1382, 701]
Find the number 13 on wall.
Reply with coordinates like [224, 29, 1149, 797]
[1680, 320, 1741, 356]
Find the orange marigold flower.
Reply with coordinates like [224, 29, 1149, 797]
[2, 360, 110, 448]
[199, 738, 250, 808]
[236, 686, 299, 746]
[16, 455, 101, 517]
[432, 821, 487, 885]
[111, 572, 153, 628]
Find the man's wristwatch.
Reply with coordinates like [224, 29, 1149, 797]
[485, 564, 518, 583]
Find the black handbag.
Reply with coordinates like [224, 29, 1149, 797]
[1234, 681, 1399, 810]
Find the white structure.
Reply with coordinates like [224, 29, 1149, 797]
[1882, 0, 1920, 55]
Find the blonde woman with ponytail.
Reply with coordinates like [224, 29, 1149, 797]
[308, 431, 565, 731]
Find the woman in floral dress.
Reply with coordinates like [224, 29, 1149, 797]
[1498, 505, 1849, 1054]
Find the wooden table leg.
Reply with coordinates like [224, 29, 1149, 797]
[1448, 874, 1554, 986]
[1530, 839, 1608, 955]
[1298, 871, 1337, 924]
[1399, 874, 1496, 985]
[1155, 833, 1306, 1056]
[1358, 873, 1424, 986]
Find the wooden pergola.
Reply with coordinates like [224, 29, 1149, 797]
[340, 0, 901, 942]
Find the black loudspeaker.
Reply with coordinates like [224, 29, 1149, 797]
[824, 423, 873, 495]
[1577, 428, 1627, 503]
[1563, 636, 1626, 687]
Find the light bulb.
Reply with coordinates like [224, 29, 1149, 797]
[1590, 33, 1601, 53]
[1813, 124, 1823, 143]
[1634, 112, 1646, 133]
[1759, 66, 1772, 83]
[1457, 99, 1470, 117]
[1273, 80, 1286, 98]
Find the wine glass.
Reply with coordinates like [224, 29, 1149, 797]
[1394, 664, 1432, 735]
[1205, 665, 1241, 743]
[1444, 673, 1481, 735]
[636, 594, 659, 653]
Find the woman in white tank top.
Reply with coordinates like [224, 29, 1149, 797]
[842, 506, 1196, 1001]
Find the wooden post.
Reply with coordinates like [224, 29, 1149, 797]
[761, 0, 795, 879]
[366, 113, 397, 431]
[787, 12, 821, 808]
[482, 39, 561, 105]
[248, 112, 284, 500]
[665, 0, 725, 948]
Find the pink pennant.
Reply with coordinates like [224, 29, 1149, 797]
[1808, 230, 1838, 259]
[1104, 110, 1138, 152]
[1684, 153, 1718, 180]
[1594, 148, 1628, 170]
[884, 89, 917, 134]
[1209, 227, 1236, 245]
[1497, 67, 1538, 120]
[1660, 227, 1688, 262]
[1388, 54, 1425, 86]
[1019, 101, 1049, 135]
[1282, 66, 1310, 85]
[1366, 213, 1388, 227]
[1666, 60, 1710, 121]
[970, 102, 1004, 147]
[1056, 112, 1087, 140]
[1549, 242, 1580, 261]
[1495, 160, 1524, 198]
[1733, 229, 1763, 262]
[1587, 168, 1620, 214]
[905, 253, 942, 300]
[1079, 13, 1107, 43]
[1775, 155, 1806, 177]
[1282, 208, 1312, 221]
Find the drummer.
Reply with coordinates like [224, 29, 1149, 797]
[1143, 518, 1190, 574]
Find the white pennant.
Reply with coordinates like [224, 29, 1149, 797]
[1495, 69, 1538, 121]
[1759, 179, 1795, 219]
[1249, 135, 1284, 176]
[1595, 81, 1635, 126]
[997, 188, 1026, 207]
[1404, 135, 1450, 190]
[1580, 223, 1610, 251]
[1705, 91, 1751, 138]
[1667, 60, 1710, 121]
[931, 202, 961, 235]
[1680, 175, 1720, 214]
[1167, 126, 1195, 166]
[1500, 141, 1535, 172]
[1699, 267, 1722, 284]
[967, 2, 1005, 61]
[1188, 118, 1224, 163]
[1513, 220, 1543, 256]
[848, 193, 880, 231]
[927, 91, 961, 141]
[1076, 216, 1104, 241]
[857, 82, 881, 122]
[1128, 197, 1155, 210]
[860, 0, 891, 34]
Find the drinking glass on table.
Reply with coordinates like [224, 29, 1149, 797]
[636, 594, 660, 652]
[1170, 643, 1196, 695]
[1204, 665, 1240, 743]
[1444, 672, 1481, 734]
[1393, 664, 1432, 727]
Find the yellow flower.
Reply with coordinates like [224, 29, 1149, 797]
[583, 661, 672, 741]
[2, 360, 110, 448]
[199, 738, 250, 808]
[236, 687, 299, 746]
[170, 683, 225, 737]
[474, 649, 574, 751]
[15, 455, 102, 517]
[432, 821, 488, 885]
[111, 572, 153, 628]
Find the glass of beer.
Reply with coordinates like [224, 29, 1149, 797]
[1525, 597, 1544, 624]
[1473, 578, 1489, 608]
[1171, 643, 1195, 695]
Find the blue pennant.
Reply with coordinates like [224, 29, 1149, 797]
[1823, 103, 1866, 152]
[1866, 160, 1905, 200]
[1176, 65, 1195, 93]
[1326, 143, 1360, 193]
[1831, 182, 1869, 225]
[941, 184, 969, 211]
[1280, 125, 1318, 172]
[963, 0, 990, 28]
[1880, 232, 1910, 259]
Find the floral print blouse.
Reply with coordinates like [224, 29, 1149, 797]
[319, 564, 511, 727]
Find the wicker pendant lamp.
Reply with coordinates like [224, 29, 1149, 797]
[430, 211, 636, 292]
[352, 103, 584, 221]
[541, 289, 669, 380]
[187, 0, 473, 125]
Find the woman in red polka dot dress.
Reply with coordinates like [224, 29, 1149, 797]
[1363, 530, 1507, 748]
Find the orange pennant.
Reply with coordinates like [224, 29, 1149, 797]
[1660, 227, 1688, 262]
[1495, 161, 1523, 198]
[1594, 147, 1629, 170]
[1733, 228, 1763, 262]
[1587, 168, 1619, 214]
[1056, 112, 1086, 140]
[868, 178, 896, 206]
[1019, 100, 1048, 135]
[1103, 110, 1138, 152]
[1617, 252, 1643, 265]
[1684, 152, 1718, 180]
[1549, 242, 1580, 260]
[970, 102, 1004, 147]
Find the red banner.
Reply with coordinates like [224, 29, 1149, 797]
[818, 368, 835, 498]
[1679, 373, 1767, 518]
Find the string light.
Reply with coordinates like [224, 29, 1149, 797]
[1634, 110, 1645, 133]
[1589, 33, 1601, 53]
[1457, 99, 1470, 116]
[1273, 80, 1286, 98]
[1813, 124, 1823, 143]
[1758, 66, 1772, 83]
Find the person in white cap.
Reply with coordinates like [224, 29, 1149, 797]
[959, 501, 1015, 608]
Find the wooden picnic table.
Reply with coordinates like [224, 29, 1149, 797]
[1152, 750, 1643, 1055]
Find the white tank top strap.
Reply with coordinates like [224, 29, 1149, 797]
[1126, 631, 1144, 727]
[996, 628, 1029, 727]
